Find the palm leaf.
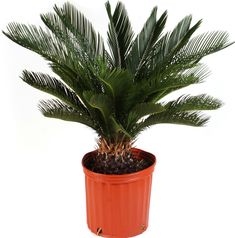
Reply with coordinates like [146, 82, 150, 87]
[99, 69, 132, 98]
[3, 23, 68, 64]
[105, 1, 121, 67]
[164, 94, 223, 111]
[126, 7, 167, 77]
[83, 92, 115, 137]
[109, 115, 132, 139]
[174, 31, 233, 64]
[163, 16, 202, 57]
[105, 1, 134, 68]
[48, 61, 101, 115]
[88, 94, 113, 121]
[21, 70, 88, 112]
[127, 102, 164, 129]
[48, 62, 85, 94]
[154, 74, 202, 92]
[38, 99, 96, 129]
[40, 11, 85, 64]
[122, 80, 150, 112]
[145, 18, 202, 77]
[133, 111, 209, 137]
[2, 22, 83, 84]
[146, 64, 209, 102]
[98, 69, 134, 122]
[54, 2, 105, 59]
[83, 92, 113, 125]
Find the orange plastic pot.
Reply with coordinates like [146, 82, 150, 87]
[82, 148, 156, 237]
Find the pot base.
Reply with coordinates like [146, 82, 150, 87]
[90, 224, 148, 237]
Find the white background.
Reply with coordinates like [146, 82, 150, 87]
[0, 0, 235, 237]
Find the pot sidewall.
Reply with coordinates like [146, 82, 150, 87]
[82, 148, 156, 237]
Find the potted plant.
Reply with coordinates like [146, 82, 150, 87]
[3, 1, 233, 237]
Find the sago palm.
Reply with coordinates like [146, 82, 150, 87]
[3, 2, 232, 172]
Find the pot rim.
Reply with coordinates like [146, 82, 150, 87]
[82, 148, 156, 183]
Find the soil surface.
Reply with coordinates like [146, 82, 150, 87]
[84, 152, 153, 175]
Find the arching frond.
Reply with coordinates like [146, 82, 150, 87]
[132, 111, 209, 137]
[2, 22, 85, 82]
[3, 23, 67, 63]
[21, 70, 88, 112]
[85, 93, 113, 124]
[127, 102, 164, 129]
[105, 1, 134, 68]
[174, 31, 233, 65]
[109, 115, 132, 139]
[40, 11, 84, 64]
[100, 69, 132, 97]
[144, 18, 202, 78]
[163, 94, 223, 111]
[164, 16, 202, 57]
[38, 99, 96, 129]
[146, 64, 210, 103]
[48, 62, 83, 94]
[54, 2, 105, 59]
[126, 7, 167, 78]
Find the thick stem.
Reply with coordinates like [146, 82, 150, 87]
[97, 137, 134, 157]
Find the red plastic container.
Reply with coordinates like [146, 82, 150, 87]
[82, 148, 156, 237]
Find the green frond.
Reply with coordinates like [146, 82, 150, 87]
[146, 111, 209, 126]
[155, 73, 202, 91]
[3, 23, 67, 63]
[52, 60, 103, 96]
[164, 94, 223, 111]
[49, 60, 104, 114]
[21, 70, 88, 112]
[146, 64, 209, 103]
[121, 80, 150, 112]
[38, 99, 96, 129]
[48, 62, 85, 95]
[109, 115, 132, 139]
[105, 1, 134, 68]
[82, 92, 113, 132]
[105, 1, 121, 67]
[121, 64, 205, 113]
[54, 2, 105, 59]
[112, 2, 134, 60]
[83, 91, 130, 140]
[87, 94, 113, 122]
[127, 102, 164, 129]
[2, 22, 84, 84]
[97, 68, 134, 122]
[100, 69, 133, 97]
[174, 31, 233, 64]
[132, 111, 209, 137]
[40, 11, 84, 63]
[164, 16, 202, 57]
[142, 17, 201, 78]
[126, 7, 167, 78]
[143, 74, 199, 103]
[163, 15, 193, 56]
[181, 63, 210, 80]
[40, 11, 66, 37]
